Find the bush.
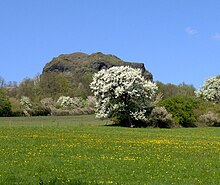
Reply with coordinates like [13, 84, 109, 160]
[42, 96, 95, 116]
[86, 96, 96, 108]
[157, 81, 196, 99]
[29, 105, 51, 116]
[192, 98, 220, 126]
[72, 97, 87, 108]
[159, 95, 198, 127]
[56, 96, 74, 108]
[40, 97, 54, 108]
[9, 97, 23, 116]
[20, 96, 32, 116]
[0, 89, 12, 116]
[149, 106, 173, 128]
[40, 97, 54, 112]
[198, 111, 220, 127]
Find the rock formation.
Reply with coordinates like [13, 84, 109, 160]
[42, 52, 153, 80]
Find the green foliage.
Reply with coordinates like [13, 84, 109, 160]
[71, 73, 93, 97]
[159, 95, 198, 127]
[193, 99, 220, 127]
[39, 73, 73, 98]
[157, 81, 196, 99]
[9, 97, 23, 116]
[29, 104, 51, 116]
[0, 89, 12, 116]
[15, 76, 42, 100]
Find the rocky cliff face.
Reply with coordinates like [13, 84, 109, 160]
[42, 52, 153, 80]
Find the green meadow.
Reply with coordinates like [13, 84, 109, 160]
[0, 115, 219, 184]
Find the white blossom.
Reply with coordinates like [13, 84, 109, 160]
[130, 110, 147, 121]
[20, 96, 32, 116]
[195, 76, 220, 102]
[20, 96, 32, 110]
[90, 66, 158, 126]
[56, 96, 74, 107]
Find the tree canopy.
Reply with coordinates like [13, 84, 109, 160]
[0, 89, 12, 116]
[90, 66, 157, 127]
[195, 76, 220, 102]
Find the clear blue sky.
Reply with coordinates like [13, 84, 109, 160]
[1, 0, 220, 88]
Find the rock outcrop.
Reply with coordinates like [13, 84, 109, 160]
[40, 52, 153, 96]
[42, 52, 153, 80]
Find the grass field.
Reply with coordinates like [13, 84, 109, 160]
[0, 115, 219, 184]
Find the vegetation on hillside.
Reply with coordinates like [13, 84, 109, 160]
[0, 52, 219, 128]
[0, 89, 12, 117]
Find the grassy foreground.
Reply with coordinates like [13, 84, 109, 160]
[0, 115, 219, 185]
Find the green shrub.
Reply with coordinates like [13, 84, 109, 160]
[0, 89, 12, 116]
[193, 99, 220, 126]
[159, 95, 198, 127]
[9, 97, 24, 116]
[30, 105, 51, 116]
[157, 81, 196, 99]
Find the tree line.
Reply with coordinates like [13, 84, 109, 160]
[0, 70, 220, 128]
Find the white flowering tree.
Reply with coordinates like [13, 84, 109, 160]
[20, 96, 32, 116]
[90, 66, 158, 127]
[195, 76, 220, 102]
[56, 96, 74, 108]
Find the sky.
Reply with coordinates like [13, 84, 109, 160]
[1, 0, 220, 89]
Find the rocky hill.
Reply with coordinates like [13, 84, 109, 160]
[41, 52, 153, 97]
[43, 52, 152, 80]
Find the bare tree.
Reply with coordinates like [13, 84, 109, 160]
[0, 76, 6, 88]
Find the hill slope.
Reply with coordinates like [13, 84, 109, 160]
[43, 52, 152, 79]
[40, 52, 153, 97]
